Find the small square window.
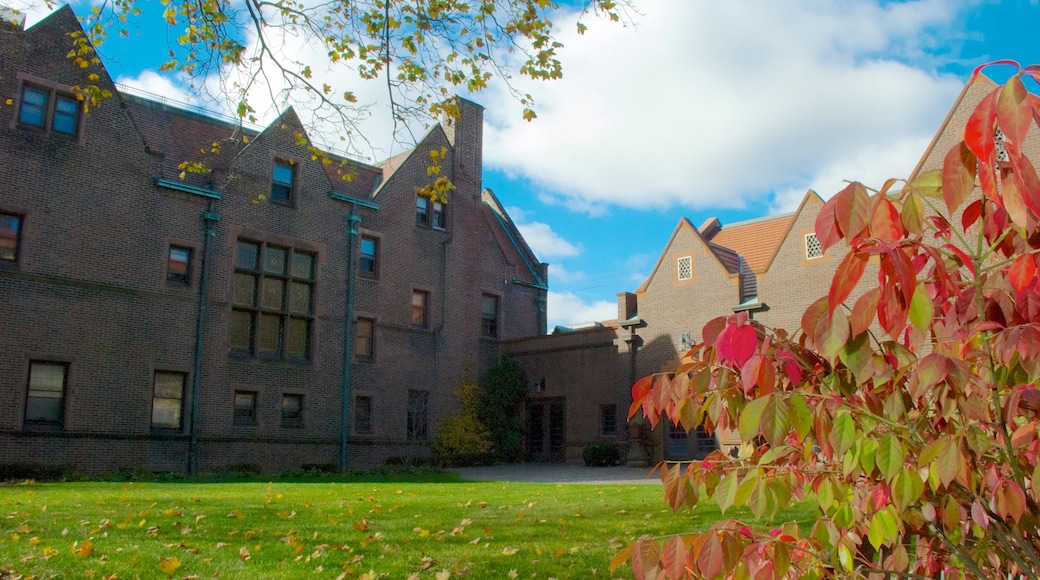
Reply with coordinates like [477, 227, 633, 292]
[416, 196, 429, 225]
[281, 394, 303, 428]
[167, 246, 192, 285]
[411, 290, 429, 328]
[355, 396, 373, 434]
[601, 404, 617, 437]
[677, 256, 693, 281]
[0, 213, 22, 263]
[355, 317, 374, 360]
[433, 201, 446, 229]
[271, 161, 295, 203]
[805, 233, 824, 260]
[152, 372, 185, 430]
[233, 391, 257, 426]
[25, 362, 67, 425]
[360, 236, 378, 277]
[481, 294, 499, 338]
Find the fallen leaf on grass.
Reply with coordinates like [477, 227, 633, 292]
[501, 547, 518, 556]
[159, 556, 181, 573]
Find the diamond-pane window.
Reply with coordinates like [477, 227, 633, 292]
[677, 256, 693, 281]
[805, 233, 824, 260]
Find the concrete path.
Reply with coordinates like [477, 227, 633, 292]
[450, 463, 660, 485]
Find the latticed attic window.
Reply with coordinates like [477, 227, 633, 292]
[805, 233, 824, 260]
[995, 126, 1009, 163]
[677, 256, 693, 281]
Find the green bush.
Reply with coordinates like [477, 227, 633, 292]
[582, 442, 620, 467]
[479, 358, 527, 463]
[432, 381, 494, 467]
[0, 463, 78, 482]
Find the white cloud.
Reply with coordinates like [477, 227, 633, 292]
[515, 221, 582, 259]
[548, 263, 586, 284]
[480, 0, 967, 215]
[547, 291, 617, 329]
[115, 71, 199, 106]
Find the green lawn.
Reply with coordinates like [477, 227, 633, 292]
[0, 473, 816, 579]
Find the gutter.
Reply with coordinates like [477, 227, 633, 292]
[155, 178, 222, 200]
[188, 205, 220, 475]
[487, 208, 545, 287]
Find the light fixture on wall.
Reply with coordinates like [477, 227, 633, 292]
[680, 332, 692, 352]
[533, 378, 546, 392]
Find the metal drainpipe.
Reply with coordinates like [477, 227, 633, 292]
[189, 203, 219, 476]
[341, 207, 362, 472]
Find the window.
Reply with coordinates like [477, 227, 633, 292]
[411, 290, 429, 328]
[601, 404, 617, 437]
[481, 294, 499, 338]
[18, 83, 81, 137]
[271, 160, 295, 203]
[355, 318, 374, 360]
[359, 236, 378, 278]
[677, 256, 693, 281]
[231, 239, 315, 360]
[432, 201, 446, 229]
[151, 372, 185, 430]
[24, 362, 67, 425]
[167, 246, 192, 285]
[281, 394, 303, 428]
[407, 389, 429, 441]
[805, 233, 824, 260]
[0, 212, 22, 263]
[355, 396, 373, 434]
[416, 196, 429, 225]
[233, 391, 257, 425]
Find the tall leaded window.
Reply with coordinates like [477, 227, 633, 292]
[232, 240, 315, 360]
[411, 290, 429, 328]
[601, 404, 617, 437]
[407, 389, 429, 441]
[0, 213, 22, 263]
[416, 196, 429, 225]
[24, 362, 67, 425]
[355, 317, 374, 360]
[355, 396, 373, 434]
[359, 236, 378, 277]
[151, 372, 185, 429]
[271, 160, 295, 203]
[432, 201, 446, 229]
[481, 294, 499, 338]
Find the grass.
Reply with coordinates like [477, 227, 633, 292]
[0, 471, 816, 579]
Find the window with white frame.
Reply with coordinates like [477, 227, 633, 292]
[805, 233, 824, 260]
[677, 256, 693, 281]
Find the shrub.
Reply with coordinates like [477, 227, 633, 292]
[432, 381, 493, 467]
[582, 442, 621, 467]
[479, 358, 528, 463]
[0, 463, 77, 482]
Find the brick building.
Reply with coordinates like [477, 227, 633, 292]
[506, 71, 1038, 465]
[0, 7, 547, 474]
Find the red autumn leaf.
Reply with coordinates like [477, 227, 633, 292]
[964, 88, 999, 163]
[870, 198, 904, 240]
[659, 535, 688, 580]
[849, 288, 880, 337]
[697, 533, 724, 579]
[942, 141, 978, 217]
[814, 194, 843, 254]
[961, 199, 983, 232]
[801, 296, 829, 340]
[996, 75, 1031, 150]
[1009, 254, 1036, 295]
[1007, 150, 1040, 215]
[741, 354, 763, 394]
[629, 375, 653, 418]
[701, 316, 727, 347]
[717, 323, 756, 367]
[1000, 178, 1030, 228]
[834, 181, 872, 240]
[828, 251, 868, 313]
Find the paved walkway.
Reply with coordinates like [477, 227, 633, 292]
[450, 463, 660, 484]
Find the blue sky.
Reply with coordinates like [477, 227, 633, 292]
[21, 0, 1040, 330]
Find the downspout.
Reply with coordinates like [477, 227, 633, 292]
[189, 204, 220, 475]
[341, 208, 362, 472]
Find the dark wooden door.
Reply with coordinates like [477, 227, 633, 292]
[528, 398, 566, 462]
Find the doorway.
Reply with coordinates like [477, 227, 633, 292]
[528, 398, 565, 462]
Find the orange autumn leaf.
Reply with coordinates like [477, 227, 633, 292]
[159, 556, 181, 573]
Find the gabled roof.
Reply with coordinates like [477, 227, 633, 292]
[481, 188, 545, 287]
[906, 72, 999, 183]
[634, 217, 737, 294]
[703, 211, 795, 274]
[373, 124, 446, 197]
